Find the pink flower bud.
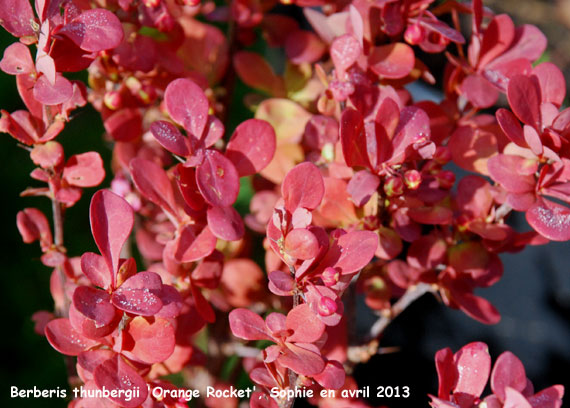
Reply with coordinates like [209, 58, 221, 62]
[322, 267, 340, 287]
[103, 91, 122, 111]
[404, 24, 425, 45]
[404, 170, 422, 190]
[384, 176, 404, 197]
[318, 296, 338, 316]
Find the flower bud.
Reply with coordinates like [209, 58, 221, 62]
[143, 0, 160, 7]
[317, 296, 338, 316]
[322, 267, 340, 287]
[436, 170, 455, 189]
[383, 176, 404, 197]
[103, 91, 122, 111]
[404, 24, 425, 45]
[404, 170, 422, 190]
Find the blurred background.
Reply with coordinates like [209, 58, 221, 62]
[1, 1, 570, 407]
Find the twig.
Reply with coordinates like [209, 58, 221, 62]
[368, 283, 435, 339]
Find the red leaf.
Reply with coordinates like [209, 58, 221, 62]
[16, 208, 52, 249]
[435, 347, 457, 399]
[58, 9, 123, 52]
[478, 14, 515, 68]
[281, 162, 325, 212]
[126, 316, 175, 364]
[268, 270, 295, 296]
[130, 158, 177, 217]
[284, 228, 319, 261]
[233, 51, 285, 96]
[418, 18, 465, 44]
[0, 42, 34, 75]
[489, 25, 547, 68]
[496, 108, 526, 147]
[226, 119, 276, 176]
[104, 108, 142, 142]
[285, 30, 326, 64]
[408, 206, 453, 225]
[341, 108, 370, 168]
[164, 78, 209, 138]
[196, 150, 240, 207]
[173, 225, 217, 263]
[526, 198, 570, 241]
[491, 351, 527, 402]
[90, 190, 134, 283]
[0, 0, 35, 37]
[528, 385, 564, 408]
[93, 355, 148, 408]
[63, 152, 105, 187]
[150, 120, 189, 157]
[73, 286, 116, 327]
[206, 205, 244, 241]
[448, 126, 498, 175]
[111, 272, 164, 316]
[285, 303, 325, 343]
[369, 43, 415, 79]
[45, 318, 98, 356]
[229, 308, 272, 341]
[507, 75, 541, 129]
[81, 252, 112, 290]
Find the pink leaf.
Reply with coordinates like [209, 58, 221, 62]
[16, 208, 52, 248]
[268, 270, 295, 296]
[226, 119, 276, 176]
[313, 360, 345, 390]
[334, 230, 378, 274]
[533, 62, 566, 107]
[528, 385, 564, 408]
[196, 150, 240, 207]
[487, 155, 536, 193]
[281, 162, 325, 212]
[503, 388, 532, 408]
[496, 108, 526, 147]
[285, 303, 325, 343]
[0, 0, 35, 37]
[126, 316, 175, 364]
[330, 34, 361, 78]
[93, 355, 148, 408]
[90, 190, 134, 282]
[284, 228, 319, 261]
[63, 152, 105, 187]
[526, 198, 570, 241]
[33, 74, 73, 106]
[453, 342, 491, 398]
[491, 351, 527, 402]
[435, 347, 457, 399]
[150, 120, 189, 157]
[478, 14, 515, 68]
[0, 42, 34, 75]
[45, 318, 98, 356]
[206, 205, 244, 241]
[347, 170, 380, 206]
[229, 308, 272, 341]
[280, 342, 325, 376]
[164, 78, 209, 138]
[58, 9, 123, 52]
[369, 43, 415, 79]
[111, 272, 164, 316]
[461, 74, 499, 108]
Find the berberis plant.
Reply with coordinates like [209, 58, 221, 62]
[1, 0, 567, 406]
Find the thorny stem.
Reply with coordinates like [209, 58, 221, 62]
[279, 265, 300, 408]
[50, 183, 79, 387]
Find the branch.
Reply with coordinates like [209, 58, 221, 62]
[368, 282, 435, 339]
